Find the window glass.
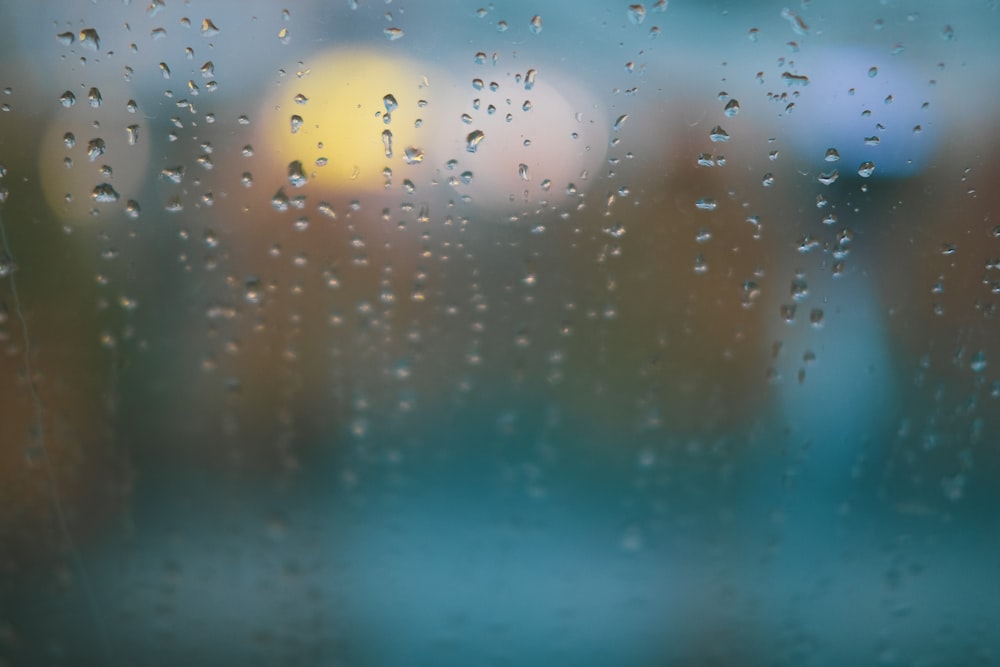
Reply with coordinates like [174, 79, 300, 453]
[1, 1, 998, 664]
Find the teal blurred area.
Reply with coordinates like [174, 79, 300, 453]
[1, 0, 999, 665]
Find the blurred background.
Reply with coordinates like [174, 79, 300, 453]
[1, 0, 999, 665]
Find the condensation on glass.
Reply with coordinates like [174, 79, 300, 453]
[0, 1, 998, 665]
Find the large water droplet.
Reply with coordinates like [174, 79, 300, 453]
[59, 91, 76, 108]
[529, 15, 543, 34]
[381, 129, 393, 158]
[627, 5, 647, 25]
[91, 183, 120, 203]
[466, 129, 485, 153]
[857, 161, 875, 178]
[404, 146, 424, 164]
[86, 138, 106, 161]
[709, 126, 729, 142]
[288, 160, 307, 187]
[79, 28, 100, 51]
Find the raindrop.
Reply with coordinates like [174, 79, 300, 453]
[86, 138, 106, 161]
[780, 7, 809, 35]
[290, 115, 303, 134]
[244, 278, 262, 304]
[59, 91, 76, 108]
[383, 93, 398, 113]
[709, 126, 729, 142]
[627, 4, 647, 25]
[613, 114, 629, 131]
[288, 160, 307, 187]
[724, 99, 740, 116]
[404, 146, 424, 164]
[382, 129, 393, 158]
[817, 170, 839, 185]
[88, 87, 102, 107]
[970, 350, 987, 373]
[529, 15, 543, 33]
[466, 129, 485, 153]
[91, 183, 120, 203]
[518, 163, 529, 181]
[79, 28, 100, 51]
[159, 62, 171, 79]
[941, 24, 955, 41]
[201, 18, 221, 36]
[824, 148, 840, 162]
[762, 172, 775, 187]
[781, 72, 810, 86]
[63, 132, 76, 148]
[695, 198, 718, 210]
[161, 166, 185, 184]
[384, 27, 404, 40]
[126, 124, 140, 146]
[57, 31, 75, 46]
[857, 161, 875, 178]
[525, 69, 537, 90]
[867, 66, 878, 78]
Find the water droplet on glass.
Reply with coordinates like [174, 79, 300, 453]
[57, 31, 75, 46]
[781, 72, 810, 86]
[382, 93, 398, 114]
[940, 24, 955, 41]
[613, 114, 629, 131]
[59, 91, 76, 108]
[817, 170, 839, 185]
[466, 129, 485, 153]
[627, 4, 647, 25]
[201, 18, 221, 36]
[88, 87, 102, 107]
[970, 350, 987, 373]
[824, 148, 840, 162]
[86, 138, 106, 161]
[857, 161, 875, 178]
[709, 126, 729, 142]
[524, 68, 537, 91]
[529, 15, 543, 34]
[381, 129, 393, 158]
[384, 27, 404, 40]
[161, 165, 184, 184]
[91, 183, 120, 203]
[762, 172, 775, 187]
[404, 146, 424, 164]
[126, 125, 139, 146]
[79, 28, 100, 51]
[724, 99, 740, 116]
[868, 66, 878, 78]
[518, 163, 529, 181]
[290, 114, 303, 134]
[695, 198, 717, 211]
[288, 160, 307, 187]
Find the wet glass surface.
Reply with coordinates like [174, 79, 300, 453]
[1, 1, 999, 665]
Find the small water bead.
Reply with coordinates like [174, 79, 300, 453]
[723, 99, 740, 116]
[824, 148, 840, 162]
[59, 91, 76, 107]
[529, 15, 543, 34]
[857, 161, 875, 178]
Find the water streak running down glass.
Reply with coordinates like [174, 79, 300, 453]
[1, 1, 999, 665]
